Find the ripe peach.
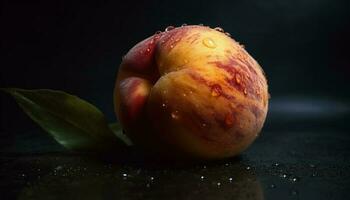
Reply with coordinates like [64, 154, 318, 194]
[114, 25, 269, 160]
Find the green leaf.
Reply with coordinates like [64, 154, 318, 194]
[109, 123, 133, 146]
[2, 88, 127, 153]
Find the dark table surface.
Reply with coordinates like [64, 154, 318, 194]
[1, 97, 350, 200]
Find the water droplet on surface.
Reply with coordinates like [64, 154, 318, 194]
[203, 165, 207, 169]
[162, 103, 166, 108]
[246, 166, 251, 170]
[165, 26, 175, 32]
[123, 173, 127, 177]
[155, 30, 162, 34]
[183, 93, 187, 97]
[200, 176, 205, 180]
[150, 176, 154, 181]
[290, 176, 299, 182]
[201, 123, 207, 128]
[202, 38, 217, 48]
[217, 182, 221, 186]
[225, 163, 229, 166]
[228, 177, 233, 182]
[181, 23, 187, 27]
[309, 164, 316, 168]
[146, 183, 151, 187]
[146, 48, 150, 52]
[273, 163, 280, 167]
[171, 111, 180, 119]
[281, 174, 288, 178]
[55, 166, 63, 171]
[270, 184, 276, 188]
[214, 27, 224, 32]
[225, 32, 231, 37]
[170, 44, 174, 49]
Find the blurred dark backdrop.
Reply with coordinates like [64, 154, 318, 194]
[1, 0, 350, 136]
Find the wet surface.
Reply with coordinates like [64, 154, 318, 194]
[1, 98, 350, 200]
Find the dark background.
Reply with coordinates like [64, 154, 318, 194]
[1, 0, 350, 199]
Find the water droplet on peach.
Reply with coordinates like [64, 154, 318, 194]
[170, 44, 174, 48]
[214, 27, 224, 32]
[243, 88, 247, 95]
[211, 89, 220, 97]
[211, 85, 222, 97]
[146, 48, 150, 52]
[225, 32, 231, 37]
[165, 26, 175, 32]
[235, 74, 241, 84]
[181, 23, 187, 27]
[171, 111, 180, 119]
[202, 38, 217, 48]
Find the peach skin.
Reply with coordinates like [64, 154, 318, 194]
[114, 25, 269, 160]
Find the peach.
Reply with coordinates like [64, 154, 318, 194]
[114, 25, 269, 160]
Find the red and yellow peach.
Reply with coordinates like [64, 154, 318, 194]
[114, 25, 269, 160]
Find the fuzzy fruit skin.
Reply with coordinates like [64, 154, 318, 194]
[114, 25, 269, 160]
